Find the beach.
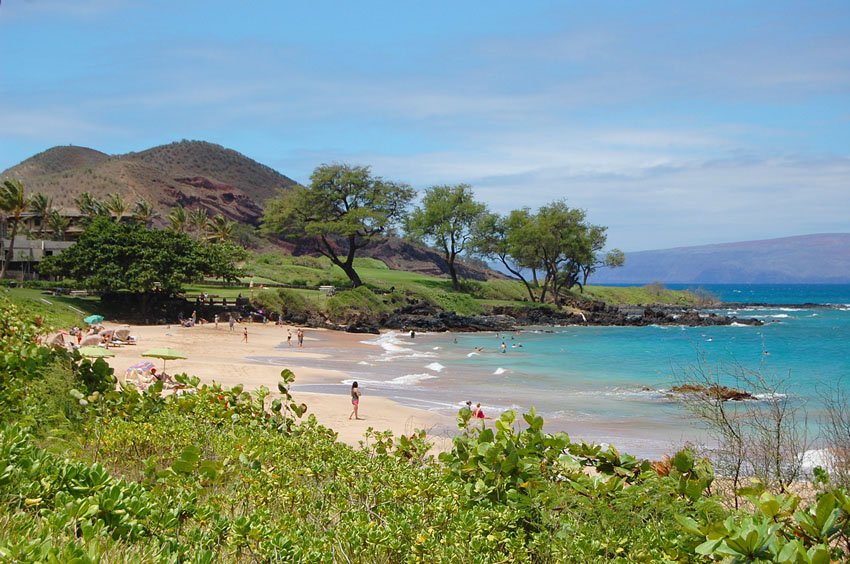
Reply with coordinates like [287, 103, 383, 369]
[101, 321, 457, 452]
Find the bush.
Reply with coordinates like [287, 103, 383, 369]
[326, 286, 390, 322]
[253, 288, 312, 319]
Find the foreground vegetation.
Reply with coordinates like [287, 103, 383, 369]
[2, 296, 849, 562]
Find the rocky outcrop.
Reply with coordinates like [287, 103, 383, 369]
[327, 300, 764, 334]
[488, 304, 762, 329]
[383, 310, 517, 333]
[668, 384, 756, 402]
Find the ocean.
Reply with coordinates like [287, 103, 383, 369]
[279, 284, 850, 458]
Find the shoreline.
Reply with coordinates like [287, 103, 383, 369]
[100, 321, 457, 452]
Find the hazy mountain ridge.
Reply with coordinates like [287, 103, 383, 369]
[594, 234, 850, 284]
[1, 141, 297, 225]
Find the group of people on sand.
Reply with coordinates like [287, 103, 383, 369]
[286, 328, 305, 348]
[465, 400, 489, 420]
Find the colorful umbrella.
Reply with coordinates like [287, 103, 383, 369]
[141, 347, 187, 371]
[128, 360, 156, 372]
[84, 314, 104, 325]
[78, 346, 115, 358]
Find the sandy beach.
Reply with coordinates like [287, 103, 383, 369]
[99, 321, 456, 452]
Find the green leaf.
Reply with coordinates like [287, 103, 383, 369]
[671, 449, 694, 473]
[180, 445, 201, 464]
[675, 515, 704, 537]
[694, 538, 724, 556]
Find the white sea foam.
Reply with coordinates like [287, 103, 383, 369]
[493, 368, 507, 375]
[361, 331, 437, 361]
[357, 361, 373, 366]
[341, 373, 437, 388]
[433, 346, 442, 350]
[467, 352, 480, 357]
[800, 449, 837, 473]
[730, 322, 756, 327]
[752, 392, 788, 401]
[389, 373, 439, 385]
[425, 362, 445, 372]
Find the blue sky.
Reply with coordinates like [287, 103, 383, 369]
[1, 0, 848, 251]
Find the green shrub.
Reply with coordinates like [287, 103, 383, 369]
[326, 286, 390, 321]
[253, 288, 312, 318]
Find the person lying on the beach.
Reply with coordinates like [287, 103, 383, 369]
[150, 368, 174, 384]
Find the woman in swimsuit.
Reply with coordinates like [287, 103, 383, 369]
[349, 381, 362, 420]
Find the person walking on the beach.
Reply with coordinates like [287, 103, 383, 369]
[287, 329, 292, 347]
[297, 328, 304, 347]
[214, 314, 219, 329]
[349, 381, 362, 420]
[242, 326, 248, 343]
[228, 314, 235, 331]
[191, 310, 197, 325]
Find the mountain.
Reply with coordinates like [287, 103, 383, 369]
[1, 141, 297, 225]
[593, 234, 850, 284]
[3, 141, 505, 280]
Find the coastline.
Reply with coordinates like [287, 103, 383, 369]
[101, 321, 457, 452]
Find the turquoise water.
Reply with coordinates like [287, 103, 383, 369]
[286, 285, 850, 457]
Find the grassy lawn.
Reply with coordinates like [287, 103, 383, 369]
[2, 288, 101, 329]
[2, 255, 700, 328]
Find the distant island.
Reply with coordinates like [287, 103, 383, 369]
[593, 233, 850, 284]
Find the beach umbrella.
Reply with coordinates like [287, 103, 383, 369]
[141, 347, 187, 371]
[84, 314, 104, 325]
[127, 360, 155, 373]
[78, 346, 115, 358]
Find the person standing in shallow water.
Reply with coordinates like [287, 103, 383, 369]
[349, 381, 362, 420]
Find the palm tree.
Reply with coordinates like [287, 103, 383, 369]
[207, 214, 235, 243]
[131, 198, 158, 228]
[75, 192, 106, 222]
[167, 205, 188, 234]
[48, 210, 70, 241]
[1, 179, 31, 279]
[104, 193, 128, 222]
[29, 193, 53, 238]
[189, 207, 210, 240]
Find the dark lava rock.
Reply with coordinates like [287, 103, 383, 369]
[345, 320, 380, 334]
[668, 384, 755, 402]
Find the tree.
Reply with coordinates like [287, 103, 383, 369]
[104, 193, 128, 222]
[208, 214, 235, 243]
[262, 163, 414, 287]
[473, 209, 543, 302]
[131, 197, 157, 228]
[39, 217, 244, 308]
[188, 207, 209, 240]
[48, 210, 70, 241]
[0, 179, 31, 279]
[406, 184, 487, 291]
[167, 205, 188, 234]
[29, 193, 53, 238]
[576, 225, 624, 289]
[197, 241, 248, 283]
[75, 192, 106, 223]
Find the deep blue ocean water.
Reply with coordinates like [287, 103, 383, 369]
[287, 285, 850, 457]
